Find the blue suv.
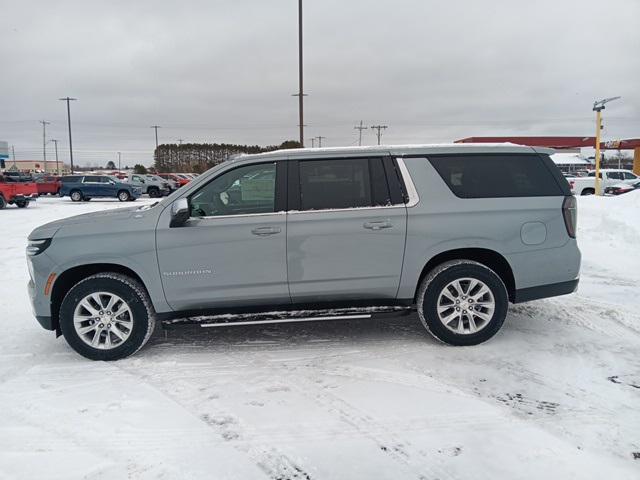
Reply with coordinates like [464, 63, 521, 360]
[59, 175, 141, 202]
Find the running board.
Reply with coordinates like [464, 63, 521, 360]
[162, 306, 413, 329]
[200, 314, 371, 328]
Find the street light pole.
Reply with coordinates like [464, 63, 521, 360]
[117, 151, 122, 172]
[59, 97, 77, 173]
[593, 96, 621, 195]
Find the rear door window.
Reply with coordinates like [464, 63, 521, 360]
[297, 158, 391, 210]
[427, 154, 564, 198]
[623, 172, 638, 180]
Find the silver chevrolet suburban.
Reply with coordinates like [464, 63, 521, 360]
[27, 144, 580, 360]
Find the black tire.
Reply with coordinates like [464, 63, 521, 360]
[59, 273, 156, 361]
[16, 200, 28, 208]
[147, 187, 159, 198]
[70, 190, 83, 202]
[0, 195, 6, 210]
[581, 188, 595, 196]
[117, 190, 131, 202]
[83, 197, 92, 201]
[416, 260, 508, 346]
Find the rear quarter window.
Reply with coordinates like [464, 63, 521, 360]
[427, 154, 565, 198]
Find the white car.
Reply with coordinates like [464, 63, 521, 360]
[568, 169, 639, 195]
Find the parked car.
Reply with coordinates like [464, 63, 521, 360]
[0, 176, 38, 208]
[568, 169, 639, 195]
[124, 173, 170, 197]
[59, 175, 141, 202]
[157, 173, 189, 188]
[604, 181, 640, 195]
[27, 144, 580, 360]
[35, 176, 62, 196]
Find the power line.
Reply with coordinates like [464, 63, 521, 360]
[370, 125, 388, 145]
[316, 136, 326, 148]
[354, 120, 366, 146]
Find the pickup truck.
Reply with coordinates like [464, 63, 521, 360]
[125, 174, 171, 197]
[0, 177, 38, 208]
[35, 176, 62, 196]
[569, 169, 639, 195]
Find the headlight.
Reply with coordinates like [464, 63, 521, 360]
[26, 238, 52, 256]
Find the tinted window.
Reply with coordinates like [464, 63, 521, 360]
[190, 162, 276, 217]
[623, 172, 638, 180]
[428, 154, 563, 198]
[62, 176, 82, 183]
[298, 158, 379, 210]
[83, 176, 102, 183]
[607, 172, 623, 180]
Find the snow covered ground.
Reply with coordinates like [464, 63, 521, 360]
[1, 194, 639, 479]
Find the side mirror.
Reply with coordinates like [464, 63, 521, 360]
[170, 197, 190, 228]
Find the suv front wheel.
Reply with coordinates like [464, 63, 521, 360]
[59, 273, 156, 360]
[416, 260, 508, 346]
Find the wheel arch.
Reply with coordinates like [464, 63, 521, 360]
[414, 248, 516, 302]
[50, 263, 147, 333]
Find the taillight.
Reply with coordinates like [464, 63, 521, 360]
[562, 196, 577, 239]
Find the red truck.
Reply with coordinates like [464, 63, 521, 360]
[35, 176, 62, 196]
[0, 178, 38, 209]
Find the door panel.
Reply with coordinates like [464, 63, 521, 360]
[156, 160, 289, 311]
[287, 207, 407, 302]
[156, 213, 289, 311]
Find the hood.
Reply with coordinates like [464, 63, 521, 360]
[28, 206, 142, 240]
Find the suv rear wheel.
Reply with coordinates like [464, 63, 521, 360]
[416, 260, 508, 346]
[59, 273, 156, 360]
[147, 187, 159, 198]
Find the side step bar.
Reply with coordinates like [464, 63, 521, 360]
[200, 314, 371, 328]
[163, 306, 413, 329]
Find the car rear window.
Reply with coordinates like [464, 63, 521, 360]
[427, 154, 564, 198]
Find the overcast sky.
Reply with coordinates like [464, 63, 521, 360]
[1, 0, 639, 166]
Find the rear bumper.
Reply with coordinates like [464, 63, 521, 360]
[513, 279, 579, 303]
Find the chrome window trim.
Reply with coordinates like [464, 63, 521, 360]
[396, 157, 419, 207]
[287, 205, 405, 215]
[191, 211, 286, 221]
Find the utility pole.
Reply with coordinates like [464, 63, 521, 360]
[117, 151, 122, 172]
[150, 125, 161, 148]
[309, 138, 315, 148]
[59, 97, 77, 173]
[51, 139, 59, 175]
[177, 139, 183, 145]
[291, 0, 306, 147]
[12, 145, 16, 168]
[593, 96, 621, 195]
[370, 125, 388, 145]
[354, 120, 366, 146]
[40, 120, 50, 172]
[316, 136, 325, 148]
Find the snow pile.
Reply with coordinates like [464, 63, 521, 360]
[1, 197, 640, 479]
[576, 190, 640, 307]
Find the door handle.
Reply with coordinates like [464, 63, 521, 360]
[363, 221, 393, 230]
[251, 226, 282, 236]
